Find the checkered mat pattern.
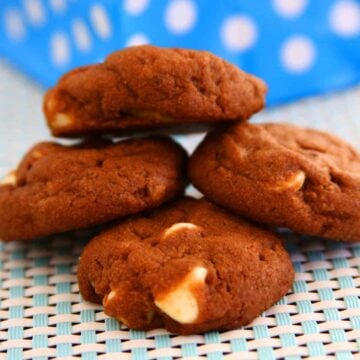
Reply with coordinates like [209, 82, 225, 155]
[0, 234, 359, 359]
[0, 63, 360, 359]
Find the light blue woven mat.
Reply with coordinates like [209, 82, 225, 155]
[0, 61, 360, 359]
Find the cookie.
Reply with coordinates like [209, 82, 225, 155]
[78, 197, 294, 335]
[189, 123, 360, 241]
[44, 45, 267, 137]
[0, 137, 187, 241]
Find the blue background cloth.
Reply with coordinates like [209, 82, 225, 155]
[0, 0, 360, 104]
[0, 0, 360, 105]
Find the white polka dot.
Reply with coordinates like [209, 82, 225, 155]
[123, 0, 149, 15]
[50, 0, 67, 14]
[72, 19, 92, 52]
[221, 16, 257, 52]
[273, 0, 307, 18]
[90, 4, 112, 39]
[4, 8, 26, 41]
[281, 36, 316, 73]
[50, 31, 71, 66]
[23, 0, 45, 26]
[165, 0, 197, 35]
[329, 0, 360, 37]
[125, 33, 150, 47]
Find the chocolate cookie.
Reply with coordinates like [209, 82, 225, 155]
[44, 45, 267, 137]
[78, 197, 294, 335]
[189, 123, 360, 241]
[0, 137, 187, 241]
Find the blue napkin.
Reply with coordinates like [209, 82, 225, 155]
[1, 0, 360, 105]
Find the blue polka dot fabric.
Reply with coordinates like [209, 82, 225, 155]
[0, 0, 360, 105]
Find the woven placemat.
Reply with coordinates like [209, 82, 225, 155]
[0, 62, 360, 359]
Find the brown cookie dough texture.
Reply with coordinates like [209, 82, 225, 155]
[44, 45, 267, 137]
[189, 123, 360, 241]
[0, 137, 187, 241]
[78, 197, 294, 335]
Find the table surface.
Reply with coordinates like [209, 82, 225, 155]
[0, 60, 360, 360]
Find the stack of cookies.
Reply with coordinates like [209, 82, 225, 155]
[0, 46, 359, 335]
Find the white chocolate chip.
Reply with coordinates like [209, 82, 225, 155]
[237, 147, 248, 158]
[107, 290, 116, 301]
[0, 171, 17, 186]
[47, 97, 56, 111]
[155, 266, 207, 324]
[118, 316, 129, 327]
[53, 113, 72, 128]
[103, 289, 117, 306]
[162, 222, 199, 240]
[103, 290, 129, 326]
[32, 150, 43, 159]
[271, 171, 306, 192]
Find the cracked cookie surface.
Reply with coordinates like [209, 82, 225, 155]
[44, 45, 267, 137]
[78, 197, 294, 335]
[189, 123, 360, 241]
[0, 137, 187, 241]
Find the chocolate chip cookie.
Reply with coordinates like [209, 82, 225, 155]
[78, 197, 294, 335]
[189, 123, 360, 241]
[0, 137, 187, 241]
[44, 45, 267, 137]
